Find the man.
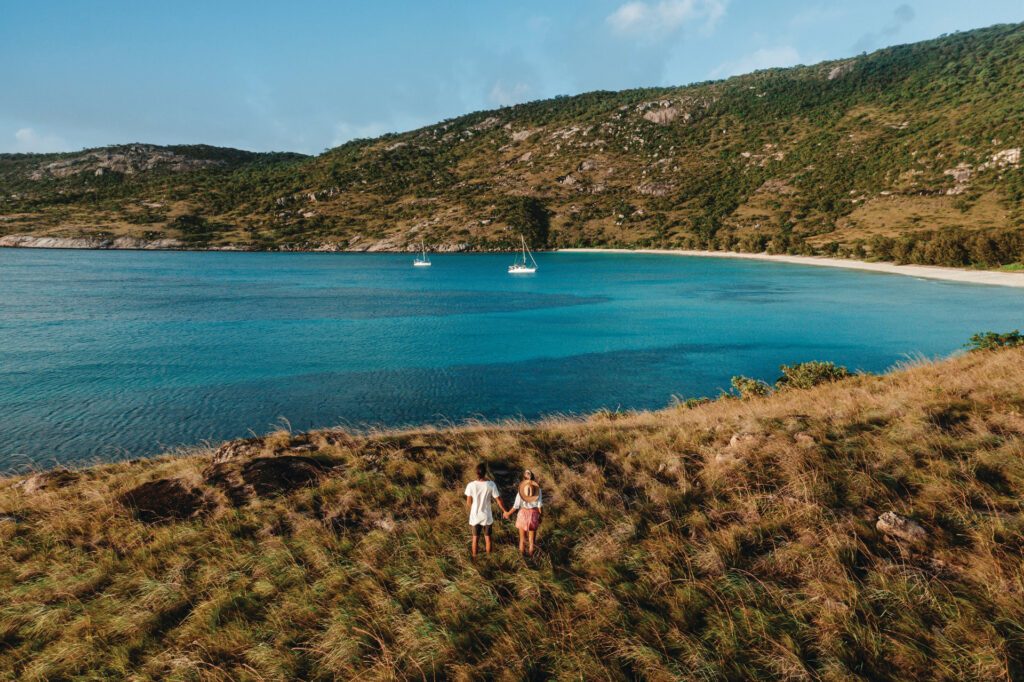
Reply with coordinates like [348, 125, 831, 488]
[464, 462, 509, 557]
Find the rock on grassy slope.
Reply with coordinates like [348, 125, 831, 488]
[2, 348, 1024, 680]
[2, 24, 1023, 267]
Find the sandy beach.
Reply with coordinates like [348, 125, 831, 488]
[560, 248, 1024, 289]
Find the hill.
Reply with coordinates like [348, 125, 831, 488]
[2, 345, 1023, 679]
[1, 23, 1023, 268]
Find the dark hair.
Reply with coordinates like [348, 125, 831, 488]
[476, 462, 487, 478]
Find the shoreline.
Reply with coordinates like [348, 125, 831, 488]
[3, 236, 1023, 288]
[560, 248, 1024, 289]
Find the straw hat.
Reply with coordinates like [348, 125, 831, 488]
[518, 477, 540, 503]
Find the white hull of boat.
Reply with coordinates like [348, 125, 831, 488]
[413, 241, 431, 267]
[508, 235, 538, 274]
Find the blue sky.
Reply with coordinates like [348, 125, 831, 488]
[2, 1, 1021, 155]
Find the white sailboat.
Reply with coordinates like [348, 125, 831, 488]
[508, 235, 538, 274]
[413, 242, 431, 267]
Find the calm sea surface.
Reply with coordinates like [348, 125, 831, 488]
[1, 249, 1021, 470]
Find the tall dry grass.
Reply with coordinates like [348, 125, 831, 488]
[1, 348, 1023, 680]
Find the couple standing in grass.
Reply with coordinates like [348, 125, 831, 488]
[464, 462, 543, 558]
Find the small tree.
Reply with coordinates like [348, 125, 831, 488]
[173, 213, 214, 246]
[776, 361, 851, 390]
[500, 196, 550, 249]
[965, 330, 1024, 352]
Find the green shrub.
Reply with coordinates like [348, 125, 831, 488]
[966, 330, 1024, 351]
[672, 395, 713, 408]
[776, 361, 852, 389]
[731, 375, 772, 399]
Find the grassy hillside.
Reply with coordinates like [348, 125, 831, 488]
[2, 23, 1023, 267]
[2, 346, 1024, 680]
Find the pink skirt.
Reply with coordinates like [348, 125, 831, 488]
[516, 507, 541, 531]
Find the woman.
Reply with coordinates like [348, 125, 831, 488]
[504, 469, 542, 557]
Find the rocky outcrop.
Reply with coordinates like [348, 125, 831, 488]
[212, 437, 267, 464]
[432, 242, 470, 253]
[0, 235, 186, 250]
[876, 511, 928, 544]
[985, 148, 1020, 168]
[642, 107, 683, 125]
[944, 163, 974, 195]
[27, 144, 227, 181]
[636, 182, 673, 197]
[827, 61, 856, 80]
[471, 116, 502, 132]
[510, 129, 537, 142]
[942, 148, 1020, 195]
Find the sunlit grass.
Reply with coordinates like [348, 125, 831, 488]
[2, 348, 1024, 679]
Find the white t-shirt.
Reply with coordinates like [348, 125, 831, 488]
[464, 479, 500, 526]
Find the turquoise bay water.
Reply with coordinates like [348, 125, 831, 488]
[1, 249, 1021, 470]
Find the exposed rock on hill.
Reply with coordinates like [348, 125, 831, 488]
[0, 235, 187, 249]
[26, 144, 230, 180]
[877, 511, 929, 544]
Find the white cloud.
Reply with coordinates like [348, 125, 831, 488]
[710, 46, 802, 79]
[606, 0, 727, 39]
[12, 127, 66, 153]
[489, 80, 533, 107]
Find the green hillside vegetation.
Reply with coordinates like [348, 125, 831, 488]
[2, 344, 1024, 680]
[2, 23, 1023, 267]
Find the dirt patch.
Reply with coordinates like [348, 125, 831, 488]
[205, 456, 326, 505]
[243, 456, 325, 495]
[119, 479, 211, 523]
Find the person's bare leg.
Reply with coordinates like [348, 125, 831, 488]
[518, 528, 527, 555]
[484, 534, 492, 554]
[471, 533, 478, 558]
[527, 530, 536, 556]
